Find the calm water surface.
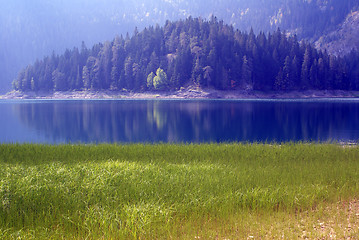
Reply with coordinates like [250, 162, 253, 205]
[1, 99, 359, 144]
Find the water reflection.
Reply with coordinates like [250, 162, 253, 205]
[4, 100, 359, 143]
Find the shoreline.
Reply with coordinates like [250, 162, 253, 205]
[1, 88, 359, 100]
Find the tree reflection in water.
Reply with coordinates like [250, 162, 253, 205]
[11, 100, 359, 144]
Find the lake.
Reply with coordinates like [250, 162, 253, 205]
[0, 99, 359, 144]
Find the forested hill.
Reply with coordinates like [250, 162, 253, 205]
[12, 17, 359, 93]
[2, 0, 358, 93]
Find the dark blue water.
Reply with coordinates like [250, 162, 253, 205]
[1, 99, 359, 144]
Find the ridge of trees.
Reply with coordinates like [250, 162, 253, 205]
[13, 17, 359, 92]
[3, 0, 359, 94]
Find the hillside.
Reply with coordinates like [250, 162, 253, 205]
[12, 18, 359, 94]
[1, 0, 359, 93]
[315, 11, 359, 56]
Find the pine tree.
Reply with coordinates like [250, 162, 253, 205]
[11, 17, 359, 94]
[132, 63, 142, 90]
[310, 59, 319, 89]
[124, 56, 134, 90]
[82, 66, 90, 90]
[147, 72, 155, 90]
[146, 51, 160, 77]
[192, 57, 203, 85]
[283, 56, 292, 89]
[301, 46, 312, 89]
[317, 58, 325, 90]
[52, 69, 66, 91]
[22, 66, 32, 91]
[328, 55, 337, 89]
[241, 55, 253, 90]
[43, 57, 54, 91]
[31, 77, 36, 91]
[203, 66, 213, 87]
[75, 65, 83, 90]
[91, 58, 101, 90]
[275, 67, 284, 90]
[291, 55, 300, 89]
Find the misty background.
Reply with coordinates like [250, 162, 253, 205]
[1, 0, 357, 93]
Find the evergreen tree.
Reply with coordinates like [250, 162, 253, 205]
[52, 69, 66, 91]
[147, 72, 155, 90]
[12, 17, 359, 93]
[146, 51, 160, 76]
[124, 56, 134, 89]
[75, 66, 83, 90]
[241, 55, 253, 90]
[310, 59, 319, 88]
[203, 66, 214, 87]
[291, 55, 300, 89]
[21, 66, 32, 91]
[43, 58, 54, 91]
[283, 56, 292, 89]
[301, 46, 312, 89]
[82, 66, 90, 89]
[91, 58, 101, 89]
[275, 67, 284, 90]
[192, 57, 203, 85]
[31, 77, 36, 91]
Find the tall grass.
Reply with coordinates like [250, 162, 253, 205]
[0, 143, 358, 239]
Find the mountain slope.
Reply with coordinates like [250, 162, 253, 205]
[13, 18, 357, 94]
[1, 0, 359, 93]
[315, 11, 359, 56]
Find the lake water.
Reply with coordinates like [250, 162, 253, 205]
[1, 99, 359, 144]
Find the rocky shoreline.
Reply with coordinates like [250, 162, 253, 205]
[1, 88, 359, 100]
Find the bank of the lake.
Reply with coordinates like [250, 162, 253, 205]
[1, 143, 358, 239]
[1, 88, 359, 100]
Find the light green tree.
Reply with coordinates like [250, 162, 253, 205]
[149, 68, 168, 90]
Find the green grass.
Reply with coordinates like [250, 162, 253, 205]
[0, 143, 358, 239]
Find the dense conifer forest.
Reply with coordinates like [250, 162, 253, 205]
[2, 0, 359, 93]
[12, 17, 359, 92]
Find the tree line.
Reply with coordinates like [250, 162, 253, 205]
[13, 17, 359, 92]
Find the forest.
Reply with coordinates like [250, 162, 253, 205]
[12, 17, 359, 92]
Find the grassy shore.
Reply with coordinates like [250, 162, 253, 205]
[0, 143, 358, 239]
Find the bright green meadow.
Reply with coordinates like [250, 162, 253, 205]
[0, 143, 358, 239]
